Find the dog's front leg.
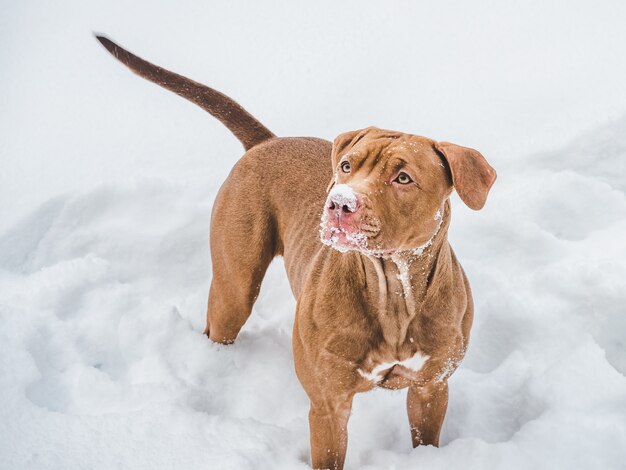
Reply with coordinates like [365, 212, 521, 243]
[406, 381, 449, 447]
[308, 396, 354, 470]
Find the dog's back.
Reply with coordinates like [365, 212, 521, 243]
[207, 136, 334, 339]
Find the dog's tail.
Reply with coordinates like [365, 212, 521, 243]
[95, 35, 275, 151]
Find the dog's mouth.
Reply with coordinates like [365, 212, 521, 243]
[320, 225, 367, 253]
[319, 214, 388, 256]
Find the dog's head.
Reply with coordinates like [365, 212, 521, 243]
[320, 127, 496, 256]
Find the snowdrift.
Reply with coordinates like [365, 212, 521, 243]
[1, 115, 626, 469]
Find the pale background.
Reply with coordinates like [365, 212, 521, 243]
[1, 1, 626, 469]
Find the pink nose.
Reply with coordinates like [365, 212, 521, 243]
[327, 184, 359, 215]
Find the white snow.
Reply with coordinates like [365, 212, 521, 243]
[328, 184, 358, 212]
[2, 2, 626, 470]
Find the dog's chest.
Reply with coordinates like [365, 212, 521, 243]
[357, 346, 430, 385]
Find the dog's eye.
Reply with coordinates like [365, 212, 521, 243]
[340, 161, 351, 173]
[395, 172, 412, 184]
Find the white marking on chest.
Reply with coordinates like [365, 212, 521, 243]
[357, 351, 430, 383]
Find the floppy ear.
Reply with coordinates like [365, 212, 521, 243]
[436, 142, 497, 210]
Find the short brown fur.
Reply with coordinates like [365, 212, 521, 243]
[97, 36, 496, 470]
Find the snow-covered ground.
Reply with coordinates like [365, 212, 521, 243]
[2, 2, 626, 469]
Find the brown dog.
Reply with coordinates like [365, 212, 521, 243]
[97, 36, 496, 470]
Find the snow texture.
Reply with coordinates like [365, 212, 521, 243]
[328, 184, 358, 212]
[2, 1, 626, 469]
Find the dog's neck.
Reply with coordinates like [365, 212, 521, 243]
[362, 200, 452, 345]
